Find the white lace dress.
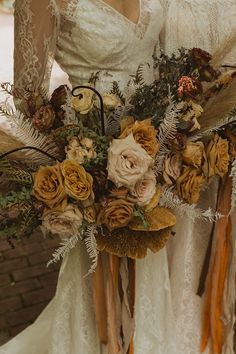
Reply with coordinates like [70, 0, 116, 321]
[1, 1, 236, 354]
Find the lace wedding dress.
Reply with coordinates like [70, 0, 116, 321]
[1, 0, 236, 354]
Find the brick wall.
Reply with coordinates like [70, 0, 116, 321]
[0, 230, 60, 345]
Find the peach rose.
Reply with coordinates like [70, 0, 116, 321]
[107, 134, 153, 189]
[131, 169, 157, 206]
[163, 152, 182, 185]
[42, 204, 83, 239]
[33, 163, 66, 209]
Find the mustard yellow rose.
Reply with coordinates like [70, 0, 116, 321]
[120, 118, 159, 157]
[176, 166, 205, 204]
[206, 133, 229, 178]
[33, 163, 66, 209]
[60, 160, 94, 201]
[182, 142, 205, 168]
[98, 198, 134, 231]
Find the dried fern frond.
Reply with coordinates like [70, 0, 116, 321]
[196, 78, 236, 134]
[211, 32, 236, 68]
[47, 234, 79, 266]
[159, 187, 222, 221]
[2, 106, 60, 164]
[84, 225, 99, 276]
[154, 99, 179, 174]
[0, 129, 26, 160]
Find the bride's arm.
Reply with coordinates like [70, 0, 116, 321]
[14, 0, 60, 94]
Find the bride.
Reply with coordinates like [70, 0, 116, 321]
[1, 0, 236, 353]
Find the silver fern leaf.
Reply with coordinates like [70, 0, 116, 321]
[47, 234, 80, 267]
[84, 225, 99, 277]
[159, 187, 222, 221]
[105, 105, 126, 136]
[1, 103, 60, 164]
[154, 99, 179, 175]
[230, 158, 236, 213]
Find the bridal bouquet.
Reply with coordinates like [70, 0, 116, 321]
[0, 47, 236, 266]
[1, 47, 236, 354]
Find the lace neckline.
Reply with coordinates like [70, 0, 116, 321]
[96, 0, 142, 26]
[91, 0, 151, 39]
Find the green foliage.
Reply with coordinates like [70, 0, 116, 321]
[0, 187, 32, 208]
[133, 206, 150, 230]
[110, 82, 125, 104]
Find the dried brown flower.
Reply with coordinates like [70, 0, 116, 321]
[50, 85, 68, 108]
[163, 152, 182, 185]
[182, 142, 205, 168]
[32, 105, 55, 132]
[177, 76, 202, 99]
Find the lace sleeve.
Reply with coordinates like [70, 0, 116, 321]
[14, 0, 60, 93]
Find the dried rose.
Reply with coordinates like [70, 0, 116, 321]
[107, 134, 153, 189]
[206, 133, 229, 178]
[191, 48, 212, 66]
[176, 166, 205, 204]
[33, 163, 66, 209]
[60, 160, 94, 201]
[32, 105, 55, 132]
[102, 93, 120, 110]
[163, 152, 182, 185]
[98, 198, 134, 231]
[177, 76, 202, 99]
[120, 119, 159, 157]
[182, 142, 205, 168]
[177, 100, 203, 132]
[50, 85, 68, 108]
[84, 206, 97, 223]
[80, 137, 94, 149]
[131, 169, 157, 206]
[42, 204, 83, 239]
[71, 84, 94, 114]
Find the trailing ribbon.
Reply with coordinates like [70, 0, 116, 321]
[201, 174, 232, 354]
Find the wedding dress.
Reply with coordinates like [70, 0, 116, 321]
[1, 0, 236, 354]
[1, 1, 174, 354]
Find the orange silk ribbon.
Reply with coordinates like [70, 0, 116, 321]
[201, 174, 232, 354]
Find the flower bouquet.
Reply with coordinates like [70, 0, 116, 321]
[1, 47, 236, 353]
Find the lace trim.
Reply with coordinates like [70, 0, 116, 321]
[14, 0, 60, 91]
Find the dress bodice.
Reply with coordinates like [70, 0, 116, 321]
[13, 0, 164, 93]
[56, 0, 164, 89]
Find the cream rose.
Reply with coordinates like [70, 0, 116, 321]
[71, 84, 94, 114]
[42, 204, 83, 239]
[102, 93, 120, 110]
[66, 136, 97, 164]
[107, 134, 153, 189]
[131, 169, 157, 206]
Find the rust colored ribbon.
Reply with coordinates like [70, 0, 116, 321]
[93, 254, 136, 354]
[201, 174, 232, 354]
